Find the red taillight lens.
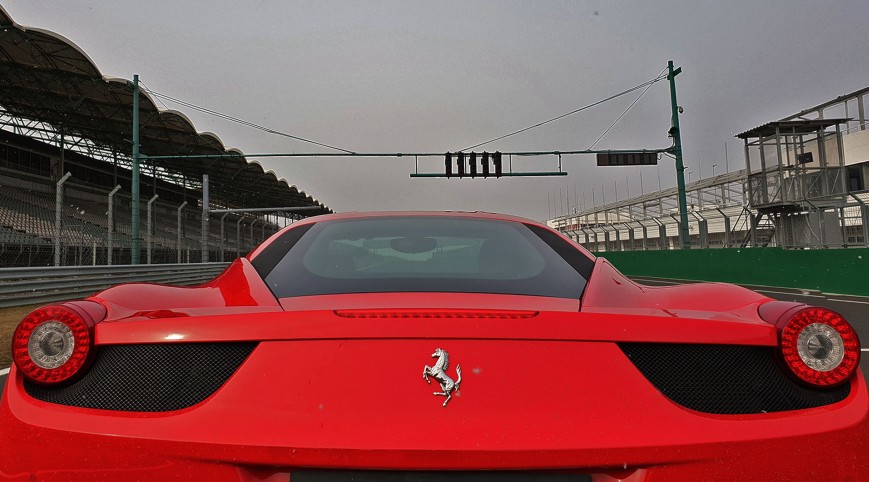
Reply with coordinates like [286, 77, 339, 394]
[12, 305, 95, 384]
[780, 307, 860, 387]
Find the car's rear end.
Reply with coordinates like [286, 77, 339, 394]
[1, 213, 865, 481]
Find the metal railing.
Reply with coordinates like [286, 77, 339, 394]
[0, 170, 282, 267]
[0, 262, 229, 308]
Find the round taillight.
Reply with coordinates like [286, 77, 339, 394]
[12, 305, 95, 384]
[780, 307, 860, 387]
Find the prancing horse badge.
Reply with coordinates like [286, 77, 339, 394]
[422, 348, 462, 407]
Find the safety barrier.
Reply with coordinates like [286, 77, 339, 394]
[0, 262, 230, 308]
[596, 247, 869, 296]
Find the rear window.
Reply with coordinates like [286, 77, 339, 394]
[260, 216, 588, 299]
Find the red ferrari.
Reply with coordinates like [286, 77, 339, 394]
[1, 212, 866, 481]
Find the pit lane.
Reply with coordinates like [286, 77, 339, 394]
[2, 284, 869, 395]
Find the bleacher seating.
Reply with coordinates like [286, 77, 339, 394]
[0, 171, 279, 266]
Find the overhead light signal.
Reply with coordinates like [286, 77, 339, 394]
[596, 152, 658, 166]
[444, 151, 505, 178]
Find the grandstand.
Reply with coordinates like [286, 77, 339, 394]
[0, 7, 331, 267]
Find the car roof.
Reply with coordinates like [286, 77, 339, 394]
[289, 211, 545, 227]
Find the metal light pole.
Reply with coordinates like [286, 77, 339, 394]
[668, 60, 691, 249]
[107, 185, 121, 265]
[54, 172, 72, 266]
[131, 74, 141, 263]
[201, 174, 209, 263]
[147, 194, 158, 264]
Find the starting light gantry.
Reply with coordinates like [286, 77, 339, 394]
[128, 60, 691, 262]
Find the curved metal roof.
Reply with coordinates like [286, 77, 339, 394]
[0, 6, 330, 215]
[735, 119, 851, 140]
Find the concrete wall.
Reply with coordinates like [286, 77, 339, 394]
[596, 247, 869, 296]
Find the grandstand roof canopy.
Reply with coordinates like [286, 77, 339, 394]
[735, 119, 851, 139]
[0, 6, 330, 215]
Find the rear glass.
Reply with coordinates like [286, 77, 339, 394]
[263, 217, 587, 299]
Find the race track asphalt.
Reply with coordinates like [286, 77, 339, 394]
[2, 282, 868, 396]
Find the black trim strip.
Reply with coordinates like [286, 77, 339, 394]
[524, 223, 595, 280]
[250, 222, 314, 279]
[291, 471, 591, 482]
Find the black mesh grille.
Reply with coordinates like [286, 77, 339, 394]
[619, 343, 850, 414]
[24, 342, 257, 412]
[291, 471, 591, 482]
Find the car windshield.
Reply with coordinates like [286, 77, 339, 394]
[260, 216, 588, 299]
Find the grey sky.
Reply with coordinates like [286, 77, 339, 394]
[3, 1, 868, 220]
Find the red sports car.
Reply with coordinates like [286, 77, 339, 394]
[1, 212, 865, 481]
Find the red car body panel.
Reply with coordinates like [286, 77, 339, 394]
[1, 212, 866, 481]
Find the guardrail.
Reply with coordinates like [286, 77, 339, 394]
[0, 263, 230, 308]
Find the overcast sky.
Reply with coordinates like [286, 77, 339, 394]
[3, 1, 868, 221]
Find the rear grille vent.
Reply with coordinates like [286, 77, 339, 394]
[619, 343, 850, 414]
[24, 342, 257, 412]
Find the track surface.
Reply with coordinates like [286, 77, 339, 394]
[2, 281, 868, 395]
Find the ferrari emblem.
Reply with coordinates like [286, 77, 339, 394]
[423, 348, 462, 407]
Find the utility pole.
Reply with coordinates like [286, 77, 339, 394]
[668, 60, 690, 249]
[131, 74, 141, 264]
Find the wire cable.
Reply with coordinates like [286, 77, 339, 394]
[461, 72, 668, 151]
[588, 67, 667, 150]
[139, 81, 170, 111]
[143, 89, 356, 154]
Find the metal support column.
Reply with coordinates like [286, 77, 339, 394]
[657, 221, 668, 250]
[836, 124, 848, 195]
[862, 205, 869, 247]
[250, 218, 259, 245]
[201, 174, 209, 263]
[743, 138, 753, 206]
[667, 60, 690, 249]
[236, 218, 244, 257]
[697, 216, 708, 249]
[858, 94, 866, 131]
[147, 194, 158, 264]
[107, 185, 121, 265]
[177, 201, 187, 263]
[131, 74, 141, 264]
[716, 208, 731, 248]
[54, 172, 72, 266]
[749, 213, 758, 247]
[58, 129, 65, 180]
[220, 213, 229, 262]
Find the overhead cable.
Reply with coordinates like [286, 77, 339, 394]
[587, 67, 667, 150]
[461, 72, 668, 151]
[143, 89, 356, 154]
